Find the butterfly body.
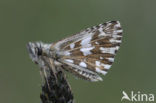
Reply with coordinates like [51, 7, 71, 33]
[27, 21, 123, 82]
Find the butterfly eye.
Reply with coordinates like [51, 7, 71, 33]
[35, 47, 42, 56]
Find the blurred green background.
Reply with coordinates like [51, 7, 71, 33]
[0, 0, 156, 103]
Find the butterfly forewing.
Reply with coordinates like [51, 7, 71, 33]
[52, 21, 123, 81]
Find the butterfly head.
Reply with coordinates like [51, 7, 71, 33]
[27, 42, 51, 64]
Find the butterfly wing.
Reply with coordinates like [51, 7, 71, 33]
[52, 21, 123, 81]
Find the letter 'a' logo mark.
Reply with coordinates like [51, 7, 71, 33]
[121, 91, 131, 101]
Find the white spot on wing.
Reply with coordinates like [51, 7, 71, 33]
[116, 46, 119, 50]
[80, 36, 92, 46]
[100, 56, 104, 59]
[79, 62, 87, 68]
[115, 24, 120, 28]
[80, 47, 95, 56]
[112, 33, 122, 38]
[95, 42, 99, 44]
[96, 67, 107, 75]
[64, 51, 71, 56]
[117, 30, 123, 33]
[64, 59, 74, 63]
[98, 28, 106, 36]
[85, 43, 92, 48]
[101, 64, 111, 70]
[79, 70, 83, 74]
[70, 43, 75, 49]
[115, 21, 121, 27]
[100, 47, 117, 54]
[95, 61, 101, 66]
[107, 58, 114, 62]
[109, 39, 121, 43]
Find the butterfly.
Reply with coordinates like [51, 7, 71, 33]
[27, 21, 123, 82]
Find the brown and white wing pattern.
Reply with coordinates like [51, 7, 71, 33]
[52, 21, 123, 81]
